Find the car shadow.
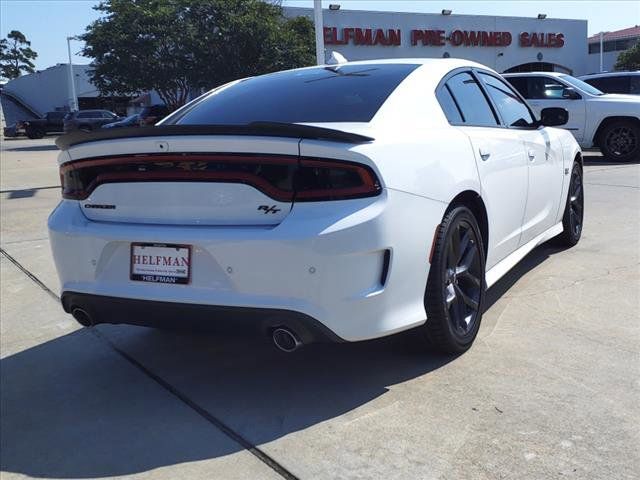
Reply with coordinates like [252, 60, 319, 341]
[0, 323, 454, 478]
[582, 151, 639, 167]
[484, 241, 565, 312]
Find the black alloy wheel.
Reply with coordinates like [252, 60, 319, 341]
[556, 162, 584, 247]
[424, 206, 485, 354]
[600, 120, 639, 162]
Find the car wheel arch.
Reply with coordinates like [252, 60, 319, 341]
[574, 152, 583, 169]
[593, 116, 640, 146]
[447, 190, 489, 258]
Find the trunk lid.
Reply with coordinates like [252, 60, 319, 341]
[64, 135, 300, 226]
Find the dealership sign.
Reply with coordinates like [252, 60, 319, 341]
[324, 27, 565, 48]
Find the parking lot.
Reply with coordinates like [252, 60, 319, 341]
[1, 137, 638, 479]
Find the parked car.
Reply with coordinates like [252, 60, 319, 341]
[101, 114, 141, 129]
[51, 59, 582, 354]
[579, 71, 640, 95]
[21, 111, 66, 139]
[3, 122, 25, 138]
[504, 72, 640, 161]
[63, 110, 120, 133]
[138, 104, 169, 126]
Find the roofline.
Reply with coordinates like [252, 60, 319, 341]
[579, 71, 640, 78]
[502, 72, 567, 77]
[283, 5, 587, 24]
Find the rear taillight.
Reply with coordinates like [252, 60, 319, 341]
[60, 154, 381, 202]
[60, 154, 297, 201]
[295, 159, 381, 201]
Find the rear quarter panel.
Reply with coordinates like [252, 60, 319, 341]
[300, 127, 480, 204]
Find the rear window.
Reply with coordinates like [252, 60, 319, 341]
[585, 76, 630, 94]
[170, 64, 419, 125]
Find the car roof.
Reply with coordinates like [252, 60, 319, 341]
[502, 72, 567, 78]
[579, 71, 640, 79]
[292, 57, 499, 79]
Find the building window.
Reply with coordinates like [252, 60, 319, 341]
[589, 39, 639, 54]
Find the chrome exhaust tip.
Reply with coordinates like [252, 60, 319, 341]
[272, 327, 302, 353]
[71, 307, 93, 326]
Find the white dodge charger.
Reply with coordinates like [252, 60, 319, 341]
[49, 59, 584, 354]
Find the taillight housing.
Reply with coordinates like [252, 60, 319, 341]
[295, 159, 381, 201]
[60, 153, 381, 202]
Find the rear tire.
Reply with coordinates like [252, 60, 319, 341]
[599, 120, 639, 162]
[26, 127, 45, 139]
[555, 162, 584, 247]
[423, 206, 486, 354]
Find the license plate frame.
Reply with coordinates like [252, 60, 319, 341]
[130, 243, 192, 285]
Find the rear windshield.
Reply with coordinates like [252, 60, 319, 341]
[169, 63, 419, 125]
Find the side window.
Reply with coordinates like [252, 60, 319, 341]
[77, 112, 91, 119]
[445, 72, 498, 126]
[437, 85, 464, 123]
[478, 73, 535, 127]
[528, 77, 567, 100]
[630, 76, 640, 95]
[585, 78, 605, 90]
[598, 76, 630, 94]
[505, 77, 528, 98]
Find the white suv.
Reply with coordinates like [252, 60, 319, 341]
[504, 72, 640, 161]
[579, 72, 640, 95]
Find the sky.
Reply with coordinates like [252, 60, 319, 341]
[1, 0, 638, 70]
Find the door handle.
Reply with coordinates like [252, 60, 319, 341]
[479, 148, 491, 161]
[528, 149, 536, 161]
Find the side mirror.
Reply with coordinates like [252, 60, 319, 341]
[540, 107, 569, 127]
[562, 87, 581, 100]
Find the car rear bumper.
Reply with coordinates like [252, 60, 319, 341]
[48, 189, 446, 341]
[61, 291, 343, 343]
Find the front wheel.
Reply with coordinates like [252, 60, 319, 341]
[599, 120, 639, 162]
[556, 162, 584, 247]
[423, 206, 486, 354]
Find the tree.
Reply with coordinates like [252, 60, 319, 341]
[615, 41, 640, 71]
[0, 30, 38, 80]
[81, 0, 315, 111]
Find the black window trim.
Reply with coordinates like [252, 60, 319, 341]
[435, 67, 501, 128]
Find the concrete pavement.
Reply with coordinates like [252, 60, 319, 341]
[1, 137, 638, 479]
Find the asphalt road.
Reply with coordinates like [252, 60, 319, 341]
[1, 137, 638, 480]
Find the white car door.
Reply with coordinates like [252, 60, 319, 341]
[508, 75, 587, 143]
[478, 72, 564, 245]
[440, 71, 529, 270]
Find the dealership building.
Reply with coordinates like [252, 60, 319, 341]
[286, 7, 590, 75]
[2, 7, 637, 126]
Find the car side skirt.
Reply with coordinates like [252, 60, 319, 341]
[485, 222, 563, 288]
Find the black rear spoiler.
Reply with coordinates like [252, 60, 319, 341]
[55, 122, 375, 150]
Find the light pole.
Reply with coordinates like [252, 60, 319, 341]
[599, 31, 604, 72]
[313, 0, 324, 65]
[67, 36, 79, 111]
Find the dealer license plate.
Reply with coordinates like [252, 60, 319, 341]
[130, 243, 191, 284]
